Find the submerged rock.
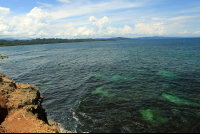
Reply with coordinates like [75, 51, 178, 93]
[140, 107, 170, 125]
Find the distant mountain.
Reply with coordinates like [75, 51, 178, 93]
[108, 37, 132, 40]
[1, 36, 199, 41]
[0, 38, 16, 41]
[0, 38, 33, 41]
[108, 36, 184, 40]
[136, 36, 183, 40]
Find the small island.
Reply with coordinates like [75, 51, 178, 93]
[0, 53, 9, 59]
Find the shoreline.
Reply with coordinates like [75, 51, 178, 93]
[0, 73, 72, 133]
[0, 39, 117, 47]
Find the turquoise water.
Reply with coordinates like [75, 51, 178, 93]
[1, 38, 200, 132]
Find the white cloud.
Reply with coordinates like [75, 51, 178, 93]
[49, 0, 146, 20]
[17, 7, 53, 33]
[64, 23, 76, 33]
[121, 25, 134, 34]
[106, 25, 134, 36]
[77, 26, 88, 34]
[178, 6, 200, 13]
[63, 16, 110, 38]
[0, 17, 10, 36]
[151, 15, 200, 24]
[0, 7, 10, 16]
[61, 16, 135, 38]
[135, 22, 165, 35]
[179, 30, 189, 34]
[0, 5, 199, 39]
[89, 16, 109, 33]
[117, 25, 134, 34]
[168, 15, 196, 21]
[17, 7, 54, 38]
[106, 27, 118, 35]
[57, 0, 71, 3]
[0, 23, 9, 32]
[64, 23, 80, 37]
[193, 31, 200, 34]
[0, 7, 56, 38]
[37, 1, 53, 8]
[27, 7, 53, 24]
[152, 17, 165, 21]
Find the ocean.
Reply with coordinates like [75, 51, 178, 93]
[1, 38, 200, 132]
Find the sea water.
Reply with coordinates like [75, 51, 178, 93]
[1, 38, 200, 132]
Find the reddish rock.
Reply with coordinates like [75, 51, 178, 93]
[0, 73, 72, 133]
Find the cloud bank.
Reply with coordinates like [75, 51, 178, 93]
[0, 7, 10, 16]
[0, 5, 199, 39]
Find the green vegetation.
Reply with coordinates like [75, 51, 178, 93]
[0, 38, 115, 47]
[0, 53, 9, 59]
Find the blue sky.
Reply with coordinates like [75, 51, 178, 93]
[0, 0, 200, 39]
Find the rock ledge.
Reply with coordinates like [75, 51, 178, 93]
[0, 73, 72, 133]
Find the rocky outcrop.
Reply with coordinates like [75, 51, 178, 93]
[0, 73, 72, 133]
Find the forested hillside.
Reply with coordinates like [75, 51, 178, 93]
[0, 38, 115, 47]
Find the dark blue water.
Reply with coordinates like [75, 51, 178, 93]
[1, 38, 200, 133]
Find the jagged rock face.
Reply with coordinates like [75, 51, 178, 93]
[0, 73, 9, 124]
[0, 92, 8, 124]
[6, 82, 48, 123]
[0, 74, 48, 123]
[0, 74, 66, 133]
[0, 73, 5, 83]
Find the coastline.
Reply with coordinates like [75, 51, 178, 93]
[0, 73, 72, 133]
[0, 39, 116, 47]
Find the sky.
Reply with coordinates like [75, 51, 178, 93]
[0, 0, 200, 39]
